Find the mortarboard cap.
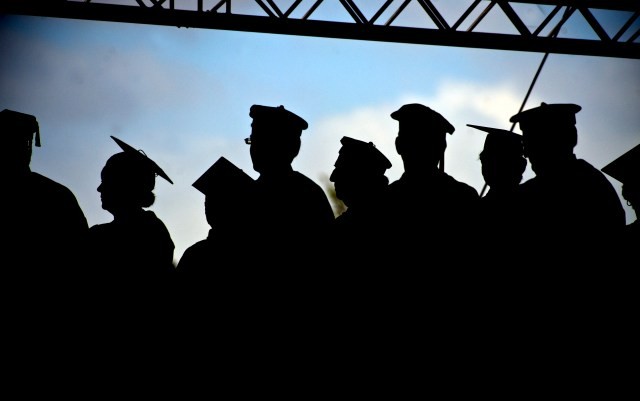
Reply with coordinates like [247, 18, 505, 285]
[391, 103, 454, 135]
[1, 108, 41, 147]
[335, 136, 392, 175]
[249, 105, 308, 134]
[509, 102, 581, 131]
[467, 124, 523, 156]
[110, 135, 173, 184]
[192, 156, 255, 196]
[601, 143, 640, 185]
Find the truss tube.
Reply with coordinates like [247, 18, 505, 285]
[510, 1, 640, 12]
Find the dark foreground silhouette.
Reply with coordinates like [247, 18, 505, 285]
[602, 142, 640, 253]
[85, 136, 176, 282]
[2, 109, 88, 279]
[244, 104, 335, 269]
[385, 103, 480, 266]
[468, 124, 527, 260]
[511, 102, 625, 265]
[330, 135, 392, 267]
[177, 156, 256, 278]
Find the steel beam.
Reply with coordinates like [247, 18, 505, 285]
[1, 0, 638, 59]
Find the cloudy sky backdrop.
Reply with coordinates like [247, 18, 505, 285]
[1, 1, 639, 263]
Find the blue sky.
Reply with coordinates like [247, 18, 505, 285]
[1, 4, 639, 263]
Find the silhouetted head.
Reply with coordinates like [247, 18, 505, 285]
[602, 143, 640, 214]
[468, 124, 527, 190]
[1, 109, 41, 177]
[330, 136, 391, 207]
[192, 156, 256, 228]
[246, 104, 308, 175]
[510, 102, 581, 176]
[98, 136, 173, 215]
[391, 103, 454, 171]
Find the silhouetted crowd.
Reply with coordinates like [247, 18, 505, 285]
[3, 102, 638, 293]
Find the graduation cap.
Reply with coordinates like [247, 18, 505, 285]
[110, 135, 173, 184]
[390, 103, 454, 135]
[249, 105, 308, 134]
[192, 156, 255, 196]
[467, 124, 523, 157]
[1, 108, 41, 147]
[510, 102, 581, 131]
[332, 136, 392, 180]
[601, 143, 640, 185]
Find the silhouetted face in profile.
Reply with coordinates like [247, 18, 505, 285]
[204, 190, 252, 229]
[622, 182, 639, 215]
[193, 156, 256, 230]
[395, 124, 446, 171]
[330, 137, 391, 207]
[247, 105, 307, 176]
[390, 104, 453, 172]
[481, 151, 526, 189]
[601, 142, 639, 220]
[330, 162, 363, 207]
[510, 103, 581, 177]
[332, 166, 388, 208]
[522, 124, 577, 176]
[2, 108, 38, 179]
[247, 120, 300, 175]
[202, 175, 254, 228]
[97, 152, 155, 216]
[5, 134, 32, 178]
[479, 132, 527, 190]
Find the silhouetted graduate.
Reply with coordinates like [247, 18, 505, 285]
[245, 104, 334, 268]
[387, 103, 480, 264]
[1, 109, 88, 275]
[177, 156, 256, 276]
[600, 143, 639, 317]
[86, 136, 176, 278]
[468, 124, 527, 255]
[602, 143, 640, 245]
[510, 103, 625, 264]
[330, 136, 392, 264]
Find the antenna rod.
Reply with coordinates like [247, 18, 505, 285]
[479, 7, 574, 197]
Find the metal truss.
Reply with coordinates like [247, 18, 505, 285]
[2, 0, 639, 59]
